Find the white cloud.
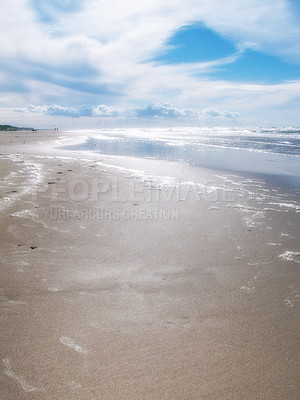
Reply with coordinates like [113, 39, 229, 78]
[26, 104, 48, 113]
[204, 108, 221, 117]
[2, 1, 299, 75]
[22, 102, 197, 120]
[134, 102, 199, 119]
[204, 108, 239, 119]
[22, 104, 120, 118]
[94, 105, 120, 117]
[222, 110, 239, 118]
[46, 105, 82, 117]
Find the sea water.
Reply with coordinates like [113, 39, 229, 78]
[61, 127, 300, 187]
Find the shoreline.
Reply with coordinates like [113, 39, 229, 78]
[56, 127, 300, 189]
[0, 130, 299, 399]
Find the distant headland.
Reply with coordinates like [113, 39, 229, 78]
[0, 124, 36, 131]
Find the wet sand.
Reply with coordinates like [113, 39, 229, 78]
[0, 130, 299, 399]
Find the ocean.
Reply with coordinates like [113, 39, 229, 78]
[61, 127, 300, 187]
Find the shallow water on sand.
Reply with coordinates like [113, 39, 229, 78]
[61, 127, 300, 188]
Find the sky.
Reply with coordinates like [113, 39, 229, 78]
[0, 0, 300, 128]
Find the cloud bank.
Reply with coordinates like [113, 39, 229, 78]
[133, 102, 199, 119]
[22, 104, 120, 118]
[204, 108, 239, 119]
[19, 102, 203, 120]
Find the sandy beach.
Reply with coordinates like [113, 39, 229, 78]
[0, 130, 299, 399]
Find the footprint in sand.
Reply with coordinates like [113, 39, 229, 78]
[47, 286, 60, 292]
[3, 358, 42, 393]
[60, 337, 87, 354]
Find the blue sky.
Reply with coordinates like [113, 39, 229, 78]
[0, 0, 300, 128]
[154, 24, 237, 63]
[156, 24, 300, 83]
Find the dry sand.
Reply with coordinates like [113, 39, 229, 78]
[0, 130, 299, 399]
